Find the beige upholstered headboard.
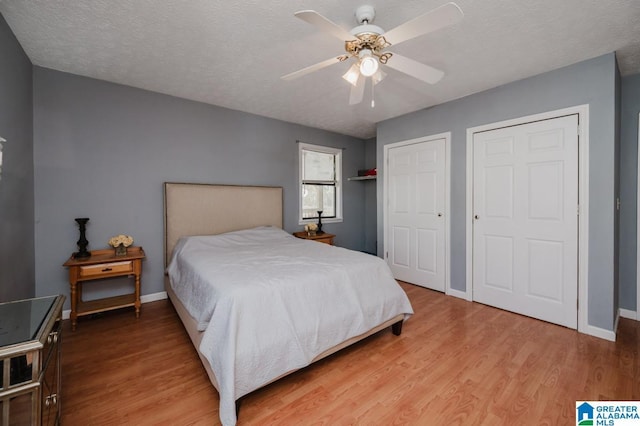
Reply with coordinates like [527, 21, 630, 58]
[164, 183, 283, 267]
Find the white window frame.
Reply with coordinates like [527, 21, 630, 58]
[298, 142, 343, 224]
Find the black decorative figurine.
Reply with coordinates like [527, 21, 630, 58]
[317, 210, 323, 234]
[74, 218, 91, 259]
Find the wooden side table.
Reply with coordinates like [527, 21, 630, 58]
[63, 246, 145, 330]
[293, 231, 335, 245]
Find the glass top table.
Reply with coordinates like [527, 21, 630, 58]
[0, 296, 57, 347]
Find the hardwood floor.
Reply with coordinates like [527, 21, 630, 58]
[61, 282, 639, 425]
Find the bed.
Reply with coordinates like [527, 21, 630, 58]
[163, 182, 413, 425]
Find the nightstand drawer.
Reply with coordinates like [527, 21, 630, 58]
[79, 261, 133, 278]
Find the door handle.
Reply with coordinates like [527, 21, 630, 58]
[474, 215, 479, 220]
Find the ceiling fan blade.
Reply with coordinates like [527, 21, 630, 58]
[294, 10, 356, 41]
[382, 2, 463, 46]
[281, 56, 343, 80]
[349, 74, 365, 105]
[384, 53, 444, 84]
[372, 69, 387, 85]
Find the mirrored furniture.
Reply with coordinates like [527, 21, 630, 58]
[0, 295, 64, 425]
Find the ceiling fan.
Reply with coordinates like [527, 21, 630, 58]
[282, 2, 464, 106]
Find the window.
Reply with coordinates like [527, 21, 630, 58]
[299, 142, 342, 223]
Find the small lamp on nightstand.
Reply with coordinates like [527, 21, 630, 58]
[74, 218, 91, 259]
[317, 210, 323, 234]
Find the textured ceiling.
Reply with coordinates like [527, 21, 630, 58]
[1, 0, 639, 139]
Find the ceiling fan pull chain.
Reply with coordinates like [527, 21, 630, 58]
[371, 80, 375, 108]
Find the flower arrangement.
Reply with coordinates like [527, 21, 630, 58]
[108, 234, 134, 248]
[304, 223, 318, 235]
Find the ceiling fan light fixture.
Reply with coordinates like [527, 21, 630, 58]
[342, 63, 360, 86]
[358, 49, 379, 77]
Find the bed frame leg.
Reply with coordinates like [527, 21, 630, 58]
[236, 398, 242, 418]
[391, 320, 403, 336]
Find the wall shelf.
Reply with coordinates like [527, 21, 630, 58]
[348, 175, 376, 181]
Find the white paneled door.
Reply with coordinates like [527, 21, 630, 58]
[387, 137, 446, 291]
[472, 114, 579, 328]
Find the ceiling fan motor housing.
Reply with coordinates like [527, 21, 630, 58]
[355, 5, 376, 24]
[351, 5, 384, 37]
[346, 5, 390, 61]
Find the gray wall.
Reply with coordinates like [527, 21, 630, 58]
[377, 53, 618, 331]
[33, 67, 367, 306]
[0, 13, 34, 302]
[619, 73, 640, 312]
[614, 62, 621, 318]
[363, 137, 377, 254]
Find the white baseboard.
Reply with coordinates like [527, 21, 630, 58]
[439, 286, 619, 341]
[582, 323, 616, 342]
[62, 291, 168, 320]
[619, 308, 638, 320]
[141, 291, 168, 303]
[446, 287, 471, 301]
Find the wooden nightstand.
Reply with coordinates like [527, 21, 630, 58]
[293, 231, 335, 245]
[63, 247, 145, 330]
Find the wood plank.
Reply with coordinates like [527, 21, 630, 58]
[63, 246, 146, 266]
[61, 282, 640, 425]
[76, 294, 136, 316]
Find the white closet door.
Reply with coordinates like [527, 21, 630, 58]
[473, 114, 578, 328]
[387, 138, 446, 291]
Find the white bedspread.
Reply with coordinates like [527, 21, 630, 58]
[167, 226, 413, 426]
